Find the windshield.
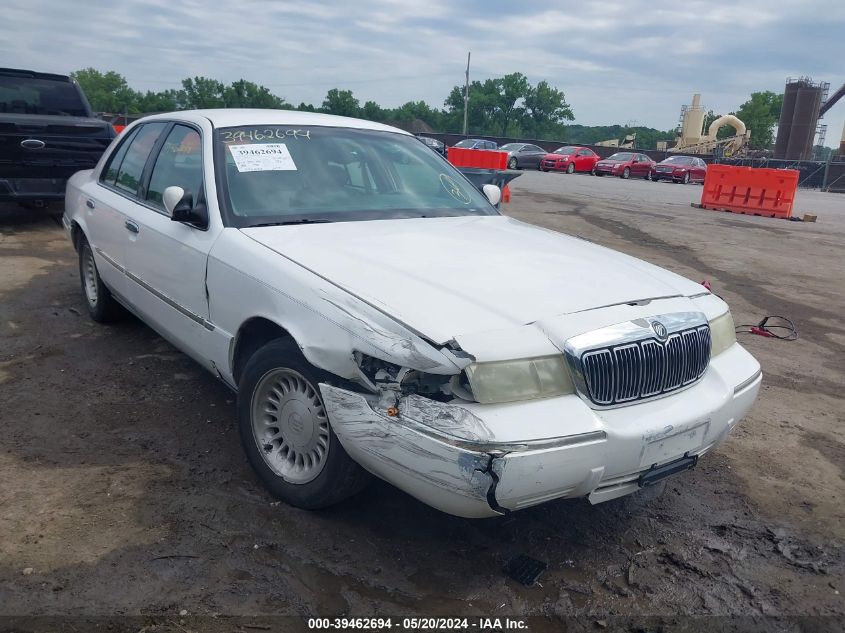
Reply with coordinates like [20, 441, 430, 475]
[0, 76, 90, 117]
[553, 146, 577, 155]
[454, 139, 482, 148]
[662, 156, 693, 164]
[499, 143, 521, 151]
[216, 126, 497, 227]
[607, 152, 634, 161]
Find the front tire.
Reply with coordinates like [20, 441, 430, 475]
[78, 237, 122, 323]
[621, 167, 631, 179]
[237, 338, 369, 509]
[566, 163, 575, 174]
[508, 157, 518, 170]
[682, 172, 690, 184]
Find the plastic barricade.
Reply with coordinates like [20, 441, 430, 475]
[699, 165, 799, 218]
[447, 147, 508, 170]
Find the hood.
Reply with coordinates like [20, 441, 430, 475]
[241, 215, 705, 344]
[547, 153, 573, 160]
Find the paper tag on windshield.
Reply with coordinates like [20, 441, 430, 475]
[228, 143, 297, 172]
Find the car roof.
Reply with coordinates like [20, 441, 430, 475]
[0, 67, 72, 82]
[139, 108, 412, 135]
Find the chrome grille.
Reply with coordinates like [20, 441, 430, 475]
[579, 325, 711, 406]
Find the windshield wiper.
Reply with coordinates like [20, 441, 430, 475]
[245, 218, 334, 228]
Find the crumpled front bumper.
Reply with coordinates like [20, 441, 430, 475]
[320, 343, 761, 518]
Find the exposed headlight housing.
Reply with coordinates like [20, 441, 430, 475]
[464, 355, 575, 404]
[709, 311, 736, 357]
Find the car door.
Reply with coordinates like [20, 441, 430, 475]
[635, 154, 650, 177]
[122, 122, 219, 364]
[575, 149, 591, 172]
[524, 145, 545, 168]
[85, 122, 168, 300]
[695, 158, 707, 182]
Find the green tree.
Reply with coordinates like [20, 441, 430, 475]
[136, 89, 185, 112]
[70, 68, 140, 113]
[180, 77, 226, 109]
[444, 79, 500, 135]
[361, 100, 386, 122]
[223, 80, 286, 109]
[495, 72, 529, 135]
[523, 80, 574, 138]
[321, 88, 360, 117]
[734, 91, 783, 149]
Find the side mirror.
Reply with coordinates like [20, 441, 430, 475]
[163, 186, 188, 216]
[482, 184, 501, 206]
[163, 185, 207, 226]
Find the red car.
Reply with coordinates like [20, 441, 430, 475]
[540, 146, 600, 174]
[651, 155, 708, 184]
[594, 152, 655, 179]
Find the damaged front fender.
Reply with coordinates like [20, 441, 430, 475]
[320, 384, 496, 517]
[320, 384, 608, 518]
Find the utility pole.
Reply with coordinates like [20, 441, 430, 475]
[462, 51, 471, 137]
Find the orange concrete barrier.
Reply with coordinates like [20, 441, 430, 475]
[502, 184, 511, 203]
[699, 165, 799, 218]
[447, 147, 508, 170]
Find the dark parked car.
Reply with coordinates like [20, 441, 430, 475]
[594, 152, 655, 179]
[451, 138, 498, 151]
[0, 67, 115, 211]
[651, 155, 707, 184]
[417, 136, 446, 156]
[499, 143, 547, 170]
[540, 146, 600, 174]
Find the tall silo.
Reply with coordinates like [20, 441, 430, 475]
[840, 121, 845, 159]
[774, 80, 799, 158]
[680, 94, 706, 147]
[786, 81, 823, 160]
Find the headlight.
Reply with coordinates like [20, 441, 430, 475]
[464, 355, 574, 404]
[709, 311, 736, 357]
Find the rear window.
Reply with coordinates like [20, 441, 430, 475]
[0, 75, 90, 117]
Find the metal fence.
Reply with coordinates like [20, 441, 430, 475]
[424, 133, 845, 193]
[715, 157, 845, 192]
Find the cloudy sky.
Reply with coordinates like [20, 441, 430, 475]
[2, 0, 843, 146]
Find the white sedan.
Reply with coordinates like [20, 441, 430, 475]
[63, 109, 761, 518]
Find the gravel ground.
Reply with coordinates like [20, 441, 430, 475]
[0, 172, 843, 631]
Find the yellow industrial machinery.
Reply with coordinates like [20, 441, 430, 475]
[669, 94, 750, 155]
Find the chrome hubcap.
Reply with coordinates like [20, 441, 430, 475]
[83, 249, 98, 306]
[250, 368, 329, 484]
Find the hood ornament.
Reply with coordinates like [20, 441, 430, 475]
[651, 320, 669, 341]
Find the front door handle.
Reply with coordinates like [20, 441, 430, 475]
[86, 199, 95, 209]
[125, 220, 139, 234]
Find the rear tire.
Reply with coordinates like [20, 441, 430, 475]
[78, 237, 122, 323]
[237, 338, 370, 510]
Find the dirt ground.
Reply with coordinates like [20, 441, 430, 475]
[1, 172, 843, 630]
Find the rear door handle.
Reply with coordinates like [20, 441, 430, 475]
[125, 220, 139, 234]
[86, 199, 95, 209]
